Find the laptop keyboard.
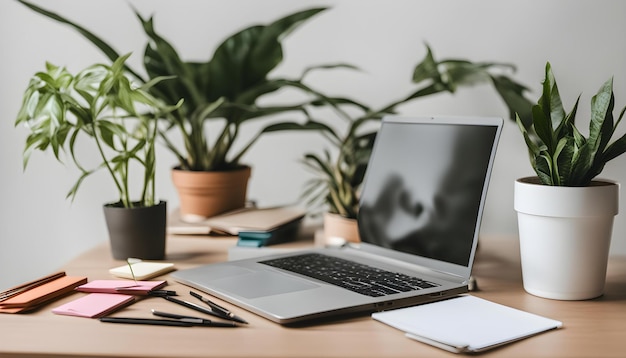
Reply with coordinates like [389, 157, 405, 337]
[260, 253, 440, 297]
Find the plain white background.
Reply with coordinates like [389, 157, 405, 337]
[1, 0, 625, 290]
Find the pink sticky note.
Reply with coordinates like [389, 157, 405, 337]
[76, 280, 166, 294]
[52, 293, 135, 318]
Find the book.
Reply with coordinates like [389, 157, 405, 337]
[52, 293, 135, 318]
[372, 295, 563, 353]
[76, 280, 167, 295]
[237, 217, 302, 247]
[109, 262, 175, 280]
[0, 271, 66, 303]
[0, 273, 88, 313]
[168, 206, 306, 236]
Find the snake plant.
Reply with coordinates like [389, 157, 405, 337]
[517, 62, 626, 186]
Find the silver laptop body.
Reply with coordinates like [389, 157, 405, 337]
[172, 115, 503, 324]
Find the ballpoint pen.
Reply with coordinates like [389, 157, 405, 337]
[151, 309, 237, 327]
[190, 291, 248, 324]
[100, 317, 193, 327]
[114, 288, 178, 297]
[162, 295, 228, 321]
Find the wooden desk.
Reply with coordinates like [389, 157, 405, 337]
[1, 235, 624, 358]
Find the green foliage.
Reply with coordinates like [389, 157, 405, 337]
[15, 54, 180, 208]
[269, 45, 535, 218]
[516, 62, 626, 186]
[18, 1, 337, 171]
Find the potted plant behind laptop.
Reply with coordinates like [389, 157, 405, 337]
[18, 0, 342, 222]
[514, 62, 625, 300]
[15, 54, 181, 260]
[271, 45, 534, 244]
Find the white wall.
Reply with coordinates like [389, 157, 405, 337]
[2, 0, 626, 290]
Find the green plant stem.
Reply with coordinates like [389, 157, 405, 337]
[92, 122, 127, 206]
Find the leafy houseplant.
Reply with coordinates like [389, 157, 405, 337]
[278, 45, 534, 235]
[16, 54, 180, 259]
[516, 63, 626, 186]
[514, 62, 625, 300]
[18, 0, 341, 219]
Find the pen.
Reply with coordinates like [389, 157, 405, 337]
[151, 309, 237, 327]
[162, 295, 226, 320]
[114, 288, 178, 297]
[190, 291, 248, 324]
[148, 290, 178, 297]
[100, 317, 193, 327]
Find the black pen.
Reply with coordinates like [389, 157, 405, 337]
[163, 295, 226, 320]
[190, 291, 248, 324]
[114, 288, 178, 297]
[151, 309, 237, 327]
[100, 317, 193, 327]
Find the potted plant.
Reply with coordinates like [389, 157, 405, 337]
[272, 45, 534, 243]
[18, 1, 339, 221]
[15, 54, 180, 260]
[514, 62, 626, 300]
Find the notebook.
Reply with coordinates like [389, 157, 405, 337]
[372, 295, 563, 353]
[172, 115, 503, 324]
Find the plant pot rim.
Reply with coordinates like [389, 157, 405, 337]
[516, 176, 618, 187]
[514, 177, 619, 217]
[104, 200, 166, 209]
[172, 164, 251, 172]
[324, 212, 358, 221]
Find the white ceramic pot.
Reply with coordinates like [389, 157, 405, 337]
[514, 176, 619, 300]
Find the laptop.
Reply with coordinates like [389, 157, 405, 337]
[172, 115, 503, 324]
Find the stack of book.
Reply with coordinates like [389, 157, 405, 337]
[0, 272, 87, 313]
[168, 206, 306, 247]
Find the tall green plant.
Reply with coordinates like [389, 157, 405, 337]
[268, 45, 535, 218]
[516, 62, 626, 186]
[15, 54, 180, 207]
[18, 0, 336, 171]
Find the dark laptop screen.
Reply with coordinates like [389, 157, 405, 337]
[358, 118, 498, 267]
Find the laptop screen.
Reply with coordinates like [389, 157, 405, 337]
[358, 116, 500, 267]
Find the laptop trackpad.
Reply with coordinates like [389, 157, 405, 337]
[211, 270, 319, 299]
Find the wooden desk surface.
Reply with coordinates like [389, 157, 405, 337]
[1, 234, 625, 358]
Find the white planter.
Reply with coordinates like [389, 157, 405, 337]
[514, 177, 619, 300]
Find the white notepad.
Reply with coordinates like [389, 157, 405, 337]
[109, 262, 175, 280]
[372, 295, 562, 353]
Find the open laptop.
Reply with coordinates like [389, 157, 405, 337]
[172, 115, 503, 324]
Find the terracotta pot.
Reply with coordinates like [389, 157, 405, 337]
[103, 201, 167, 260]
[514, 176, 619, 300]
[323, 212, 361, 244]
[172, 166, 251, 222]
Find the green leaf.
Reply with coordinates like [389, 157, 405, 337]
[530, 104, 552, 150]
[412, 44, 442, 84]
[136, 12, 202, 108]
[588, 77, 615, 156]
[492, 75, 534, 128]
[603, 106, 626, 162]
[542, 63, 566, 131]
[262, 120, 336, 135]
[206, 8, 326, 102]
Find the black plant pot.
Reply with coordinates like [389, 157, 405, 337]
[103, 201, 167, 260]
